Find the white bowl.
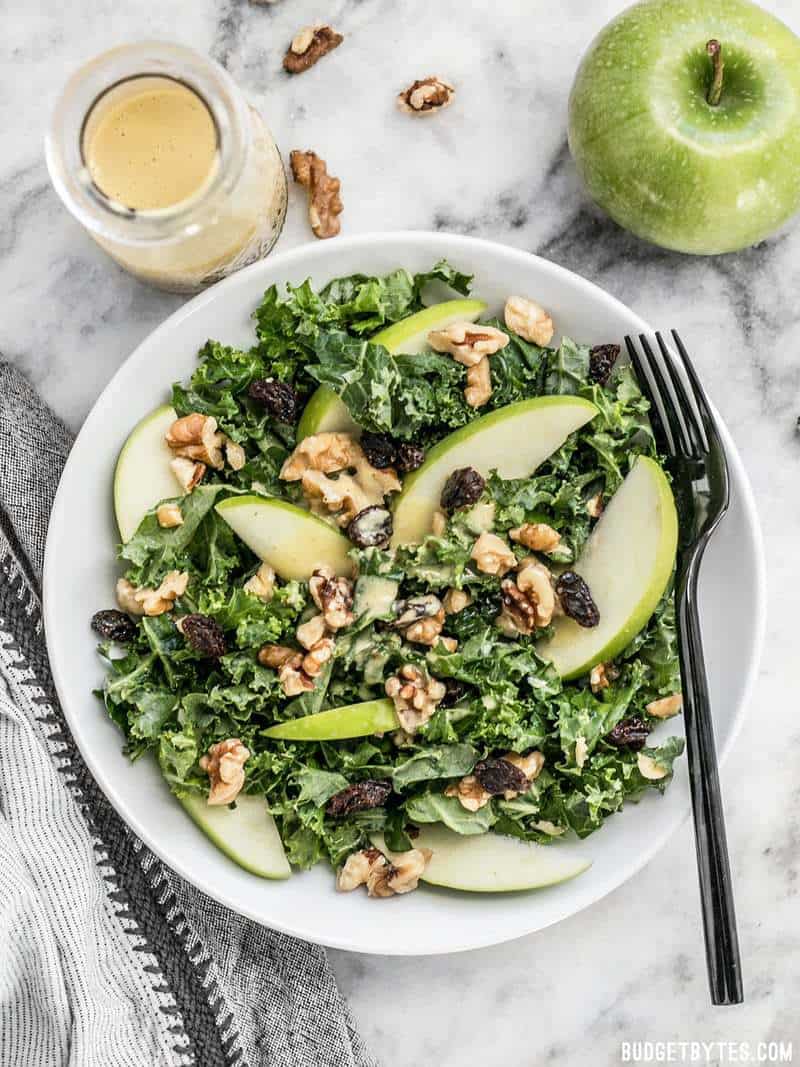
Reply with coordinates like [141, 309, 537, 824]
[43, 232, 766, 955]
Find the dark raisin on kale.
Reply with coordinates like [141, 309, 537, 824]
[439, 678, 471, 708]
[473, 757, 529, 795]
[248, 379, 300, 423]
[360, 432, 397, 469]
[90, 609, 137, 643]
[588, 343, 620, 386]
[180, 614, 227, 659]
[395, 442, 425, 473]
[347, 506, 393, 548]
[555, 572, 600, 628]
[440, 467, 485, 512]
[326, 779, 392, 818]
[606, 716, 650, 751]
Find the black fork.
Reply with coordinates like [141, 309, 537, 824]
[624, 330, 743, 1006]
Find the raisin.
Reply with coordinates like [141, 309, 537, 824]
[91, 609, 137, 643]
[556, 572, 600, 628]
[360, 432, 397, 469]
[347, 506, 393, 548]
[606, 716, 650, 751]
[326, 779, 392, 818]
[248, 379, 299, 423]
[180, 614, 227, 658]
[439, 678, 471, 708]
[473, 757, 529, 795]
[395, 442, 425, 473]
[440, 467, 485, 512]
[589, 343, 620, 386]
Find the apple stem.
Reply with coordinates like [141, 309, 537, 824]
[706, 39, 724, 107]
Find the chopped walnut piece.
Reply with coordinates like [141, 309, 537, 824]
[165, 413, 224, 469]
[283, 24, 343, 74]
[637, 752, 670, 780]
[170, 456, 206, 492]
[290, 150, 343, 239]
[590, 663, 609, 693]
[397, 76, 455, 116]
[244, 562, 275, 601]
[443, 588, 471, 614]
[503, 295, 554, 346]
[445, 775, 491, 812]
[156, 502, 183, 529]
[308, 566, 355, 630]
[257, 644, 298, 669]
[471, 532, 516, 576]
[407, 607, 446, 646]
[497, 559, 556, 635]
[302, 636, 334, 678]
[393, 595, 446, 646]
[586, 491, 604, 519]
[224, 438, 246, 471]
[281, 433, 399, 525]
[509, 522, 561, 554]
[336, 846, 432, 897]
[199, 739, 250, 806]
[296, 613, 328, 651]
[116, 571, 189, 617]
[646, 693, 683, 719]
[427, 322, 509, 366]
[279, 657, 316, 696]
[385, 664, 446, 735]
[465, 357, 492, 408]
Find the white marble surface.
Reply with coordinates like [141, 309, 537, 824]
[2, 0, 798, 1062]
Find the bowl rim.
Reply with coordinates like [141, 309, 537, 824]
[42, 231, 767, 953]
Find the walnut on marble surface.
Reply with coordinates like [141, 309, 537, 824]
[397, 76, 455, 116]
[290, 150, 343, 239]
[283, 25, 343, 74]
[199, 738, 250, 806]
[503, 295, 554, 346]
[115, 571, 189, 617]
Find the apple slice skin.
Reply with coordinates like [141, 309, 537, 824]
[537, 456, 678, 680]
[371, 826, 590, 893]
[264, 699, 399, 741]
[296, 299, 487, 441]
[114, 404, 179, 543]
[216, 495, 353, 580]
[391, 395, 599, 546]
[178, 792, 290, 880]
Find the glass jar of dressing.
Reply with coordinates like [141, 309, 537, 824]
[46, 42, 287, 293]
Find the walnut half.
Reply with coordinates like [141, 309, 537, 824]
[290, 150, 343, 239]
[199, 738, 250, 806]
[116, 571, 189, 617]
[385, 664, 446, 735]
[336, 846, 432, 897]
[397, 76, 455, 116]
[283, 24, 343, 74]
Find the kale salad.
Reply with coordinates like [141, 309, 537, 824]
[94, 260, 684, 899]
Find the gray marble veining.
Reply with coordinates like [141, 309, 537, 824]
[2, 0, 798, 1062]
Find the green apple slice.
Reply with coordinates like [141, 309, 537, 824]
[216, 495, 353, 579]
[264, 698, 399, 741]
[371, 826, 590, 892]
[178, 792, 290, 879]
[296, 298, 487, 441]
[392, 395, 599, 545]
[537, 456, 678, 680]
[114, 404, 179, 542]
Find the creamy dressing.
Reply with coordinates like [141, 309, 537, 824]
[83, 76, 219, 211]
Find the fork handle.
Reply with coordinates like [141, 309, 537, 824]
[677, 559, 743, 1005]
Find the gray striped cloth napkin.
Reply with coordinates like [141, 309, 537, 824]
[0, 362, 376, 1067]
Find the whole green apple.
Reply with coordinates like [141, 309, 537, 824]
[568, 0, 800, 254]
